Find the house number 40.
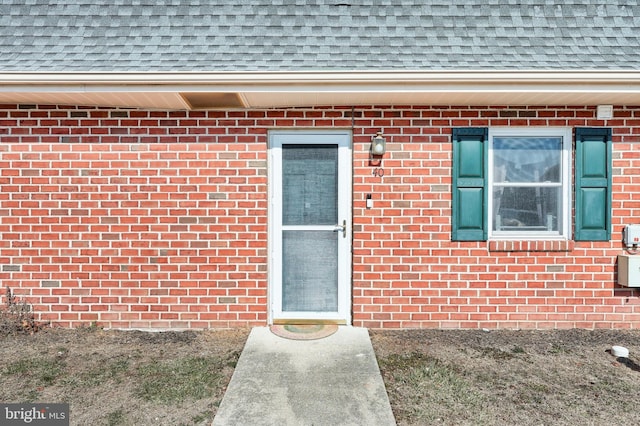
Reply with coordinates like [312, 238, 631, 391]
[372, 168, 385, 178]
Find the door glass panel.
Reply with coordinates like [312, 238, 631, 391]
[282, 231, 338, 312]
[282, 144, 338, 226]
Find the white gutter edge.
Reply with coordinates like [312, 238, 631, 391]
[1, 71, 640, 85]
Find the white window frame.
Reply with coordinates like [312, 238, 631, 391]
[488, 127, 572, 240]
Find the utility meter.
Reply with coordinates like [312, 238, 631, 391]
[623, 224, 640, 248]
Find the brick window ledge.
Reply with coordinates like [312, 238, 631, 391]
[488, 240, 574, 252]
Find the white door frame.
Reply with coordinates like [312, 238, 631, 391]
[268, 130, 352, 324]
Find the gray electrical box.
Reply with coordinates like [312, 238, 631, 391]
[618, 254, 640, 287]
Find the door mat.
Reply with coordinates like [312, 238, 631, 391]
[270, 324, 338, 340]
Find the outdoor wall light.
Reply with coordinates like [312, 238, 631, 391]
[370, 132, 386, 156]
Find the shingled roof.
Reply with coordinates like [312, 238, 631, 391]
[1, 0, 639, 72]
[2, 1, 640, 109]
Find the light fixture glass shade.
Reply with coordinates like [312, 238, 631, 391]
[371, 133, 386, 155]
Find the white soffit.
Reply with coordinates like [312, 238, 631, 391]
[1, 72, 640, 109]
[0, 91, 190, 110]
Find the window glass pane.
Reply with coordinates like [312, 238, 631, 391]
[493, 137, 562, 183]
[282, 230, 338, 312]
[282, 144, 338, 225]
[493, 186, 561, 232]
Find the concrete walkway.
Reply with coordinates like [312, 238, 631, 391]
[212, 326, 396, 426]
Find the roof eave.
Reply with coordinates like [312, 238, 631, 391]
[3, 70, 640, 84]
[1, 70, 640, 109]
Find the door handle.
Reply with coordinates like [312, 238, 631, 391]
[334, 220, 347, 238]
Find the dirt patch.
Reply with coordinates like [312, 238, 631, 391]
[0, 327, 249, 425]
[370, 329, 640, 426]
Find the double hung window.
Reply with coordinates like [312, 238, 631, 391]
[489, 128, 571, 239]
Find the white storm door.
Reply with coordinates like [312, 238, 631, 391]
[269, 131, 352, 324]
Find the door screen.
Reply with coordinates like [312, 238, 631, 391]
[281, 145, 339, 312]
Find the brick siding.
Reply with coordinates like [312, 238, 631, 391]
[1, 104, 639, 329]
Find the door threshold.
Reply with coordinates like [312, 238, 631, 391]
[272, 319, 347, 326]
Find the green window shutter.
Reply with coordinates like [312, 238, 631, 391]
[575, 127, 612, 241]
[452, 128, 488, 241]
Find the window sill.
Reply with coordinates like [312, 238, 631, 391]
[488, 240, 574, 253]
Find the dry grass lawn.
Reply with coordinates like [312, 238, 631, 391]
[0, 327, 249, 425]
[370, 329, 640, 426]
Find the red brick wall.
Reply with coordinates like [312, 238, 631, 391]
[1, 104, 639, 329]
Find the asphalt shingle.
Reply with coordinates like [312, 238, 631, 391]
[0, 0, 639, 72]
